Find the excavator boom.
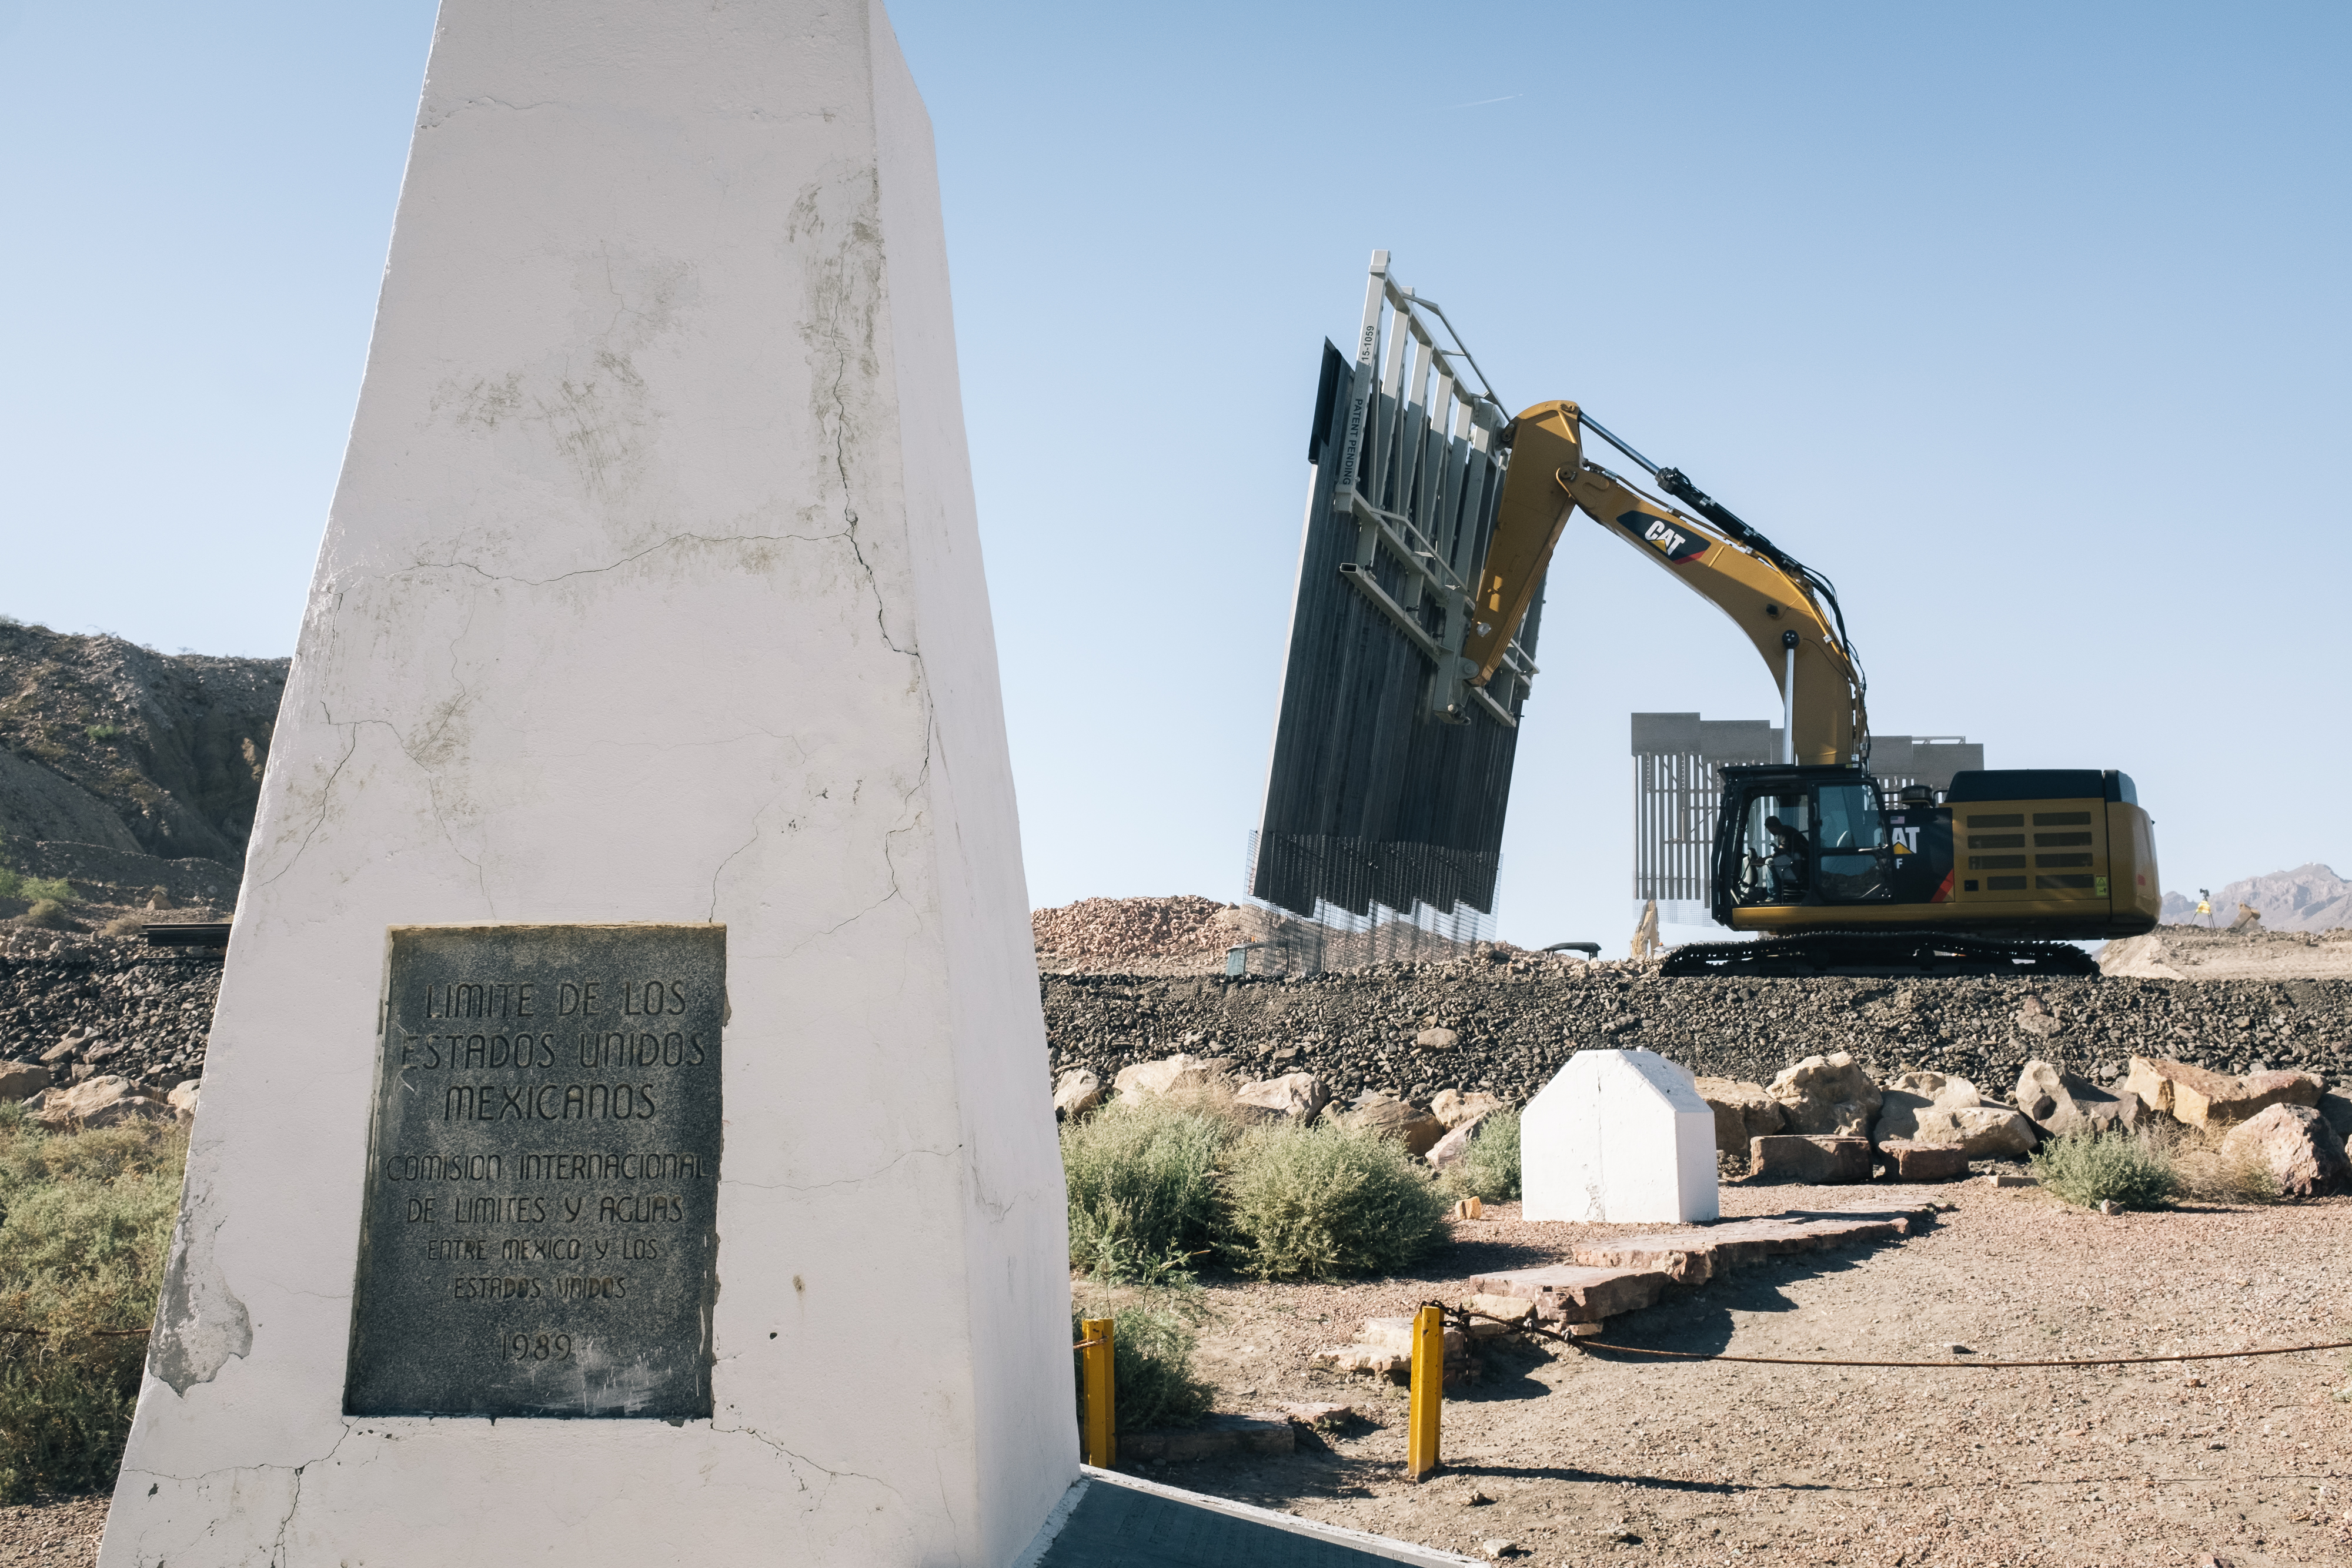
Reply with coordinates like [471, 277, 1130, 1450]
[1463, 400, 1866, 766]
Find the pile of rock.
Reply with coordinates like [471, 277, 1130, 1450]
[9, 1068, 197, 1129]
[1041, 962, 2352, 1118]
[1030, 896, 1250, 970]
[2125, 1055, 2350, 1196]
[1051, 1051, 1504, 1169]
[0, 934, 220, 1087]
[1689, 1045, 2352, 1194]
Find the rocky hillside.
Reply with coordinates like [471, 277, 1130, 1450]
[2162, 864, 2352, 932]
[0, 618, 285, 904]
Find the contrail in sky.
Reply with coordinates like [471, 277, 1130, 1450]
[1446, 94, 1521, 109]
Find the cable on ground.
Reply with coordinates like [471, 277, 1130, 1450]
[1427, 1301, 2352, 1370]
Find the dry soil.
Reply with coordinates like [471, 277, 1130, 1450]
[1134, 1183, 2352, 1567]
[0, 1493, 105, 1567]
[17, 1188, 2350, 1565]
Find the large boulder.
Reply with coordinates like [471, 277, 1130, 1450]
[1052, 1068, 1104, 1119]
[1693, 1076, 1785, 1155]
[168, 1079, 203, 1124]
[0, 1059, 51, 1101]
[1347, 1094, 1446, 1156]
[1879, 1140, 1970, 1182]
[1112, 1052, 1226, 1102]
[1414, 1027, 1460, 1053]
[2016, 1059, 2148, 1139]
[1872, 1071, 2001, 1145]
[28, 1074, 173, 1130]
[1235, 1072, 1329, 1121]
[1909, 1105, 2037, 1157]
[1425, 1114, 1492, 1171]
[1749, 1134, 1871, 1184]
[2318, 1090, 2352, 1144]
[2219, 1104, 2350, 1198]
[1768, 1052, 1883, 1138]
[1430, 1088, 1504, 1129]
[2126, 1057, 2322, 1129]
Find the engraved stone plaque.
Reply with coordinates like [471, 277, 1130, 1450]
[345, 924, 723, 1418]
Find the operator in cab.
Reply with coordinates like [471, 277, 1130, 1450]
[1764, 814, 1810, 901]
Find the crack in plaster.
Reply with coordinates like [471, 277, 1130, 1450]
[256, 715, 359, 888]
[708, 1417, 908, 1515]
[721, 1145, 950, 1195]
[411, 530, 851, 590]
[708, 817, 763, 924]
[257, 711, 493, 912]
[128, 1423, 360, 1490]
[419, 95, 564, 132]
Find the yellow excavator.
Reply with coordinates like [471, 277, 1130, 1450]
[1476, 400, 2160, 976]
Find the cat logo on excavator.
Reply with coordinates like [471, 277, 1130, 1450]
[1618, 510, 1708, 564]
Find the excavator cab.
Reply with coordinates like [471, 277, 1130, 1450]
[1717, 765, 1903, 917]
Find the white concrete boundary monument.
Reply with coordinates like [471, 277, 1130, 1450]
[1521, 1049, 1719, 1224]
[99, 3, 1074, 1564]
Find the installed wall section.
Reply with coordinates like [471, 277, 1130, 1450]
[1251, 346, 1542, 923]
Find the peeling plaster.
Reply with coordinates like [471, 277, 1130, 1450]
[147, 1178, 253, 1396]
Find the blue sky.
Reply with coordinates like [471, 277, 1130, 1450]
[4, 2, 2346, 951]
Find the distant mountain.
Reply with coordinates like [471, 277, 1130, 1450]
[2161, 864, 2352, 932]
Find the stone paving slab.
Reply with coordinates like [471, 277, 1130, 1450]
[1566, 1206, 1930, 1286]
[1466, 1206, 1935, 1312]
[1459, 1263, 1673, 1322]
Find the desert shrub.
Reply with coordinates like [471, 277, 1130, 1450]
[1071, 1299, 1214, 1434]
[2166, 1124, 2284, 1205]
[1441, 1109, 1522, 1202]
[0, 1112, 186, 1500]
[1060, 1100, 1232, 1277]
[12, 900, 81, 932]
[0, 870, 76, 905]
[1222, 1118, 1451, 1281]
[2031, 1129, 2180, 1211]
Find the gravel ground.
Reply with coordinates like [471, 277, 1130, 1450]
[0, 925, 222, 1089]
[1137, 1185, 2352, 1566]
[0, 1493, 106, 1567]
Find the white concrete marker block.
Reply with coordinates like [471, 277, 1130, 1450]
[1521, 1049, 1720, 1224]
[100, 4, 1073, 1566]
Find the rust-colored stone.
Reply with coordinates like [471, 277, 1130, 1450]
[1880, 1140, 1970, 1181]
[1461, 1264, 1672, 1323]
[1751, 1134, 1872, 1183]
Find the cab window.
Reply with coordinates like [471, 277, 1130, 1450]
[1815, 783, 1890, 902]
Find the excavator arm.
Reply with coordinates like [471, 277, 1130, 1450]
[1462, 400, 1867, 767]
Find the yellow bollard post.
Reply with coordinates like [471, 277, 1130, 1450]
[1406, 1304, 1443, 1482]
[1080, 1317, 1116, 1469]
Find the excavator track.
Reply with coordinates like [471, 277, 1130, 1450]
[1659, 928, 2102, 979]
